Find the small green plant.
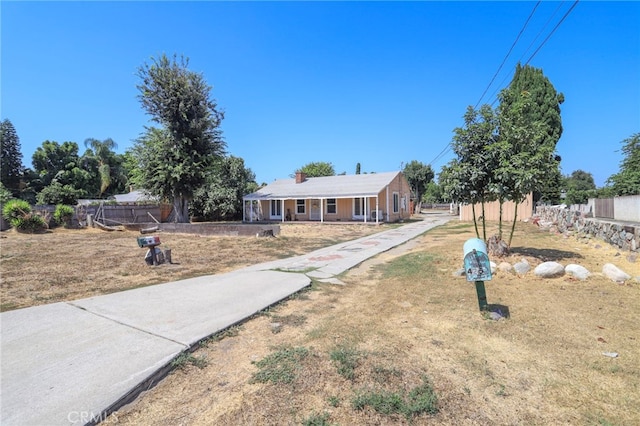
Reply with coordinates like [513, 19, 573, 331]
[301, 411, 332, 426]
[352, 376, 438, 420]
[352, 390, 404, 415]
[53, 204, 74, 227]
[330, 345, 362, 380]
[327, 395, 340, 407]
[250, 346, 309, 384]
[171, 353, 208, 370]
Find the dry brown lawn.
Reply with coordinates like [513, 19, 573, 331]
[2, 219, 639, 425]
[0, 223, 387, 311]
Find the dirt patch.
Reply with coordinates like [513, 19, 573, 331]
[107, 221, 639, 425]
[0, 222, 387, 311]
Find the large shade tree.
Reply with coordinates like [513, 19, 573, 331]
[31, 141, 93, 198]
[563, 169, 596, 205]
[606, 132, 640, 196]
[191, 155, 258, 221]
[0, 119, 24, 197]
[293, 162, 335, 178]
[402, 160, 434, 213]
[135, 54, 226, 222]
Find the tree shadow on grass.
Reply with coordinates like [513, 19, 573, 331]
[509, 246, 584, 262]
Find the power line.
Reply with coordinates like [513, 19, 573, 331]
[525, 0, 580, 65]
[486, 1, 567, 108]
[427, 1, 580, 169]
[473, 1, 541, 109]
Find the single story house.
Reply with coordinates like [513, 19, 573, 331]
[243, 171, 411, 223]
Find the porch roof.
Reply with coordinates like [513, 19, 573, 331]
[244, 171, 401, 200]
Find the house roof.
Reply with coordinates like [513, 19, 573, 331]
[244, 171, 403, 200]
[112, 190, 158, 204]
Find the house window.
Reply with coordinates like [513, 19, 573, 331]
[393, 192, 400, 213]
[270, 200, 282, 218]
[326, 198, 337, 214]
[296, 199, 306, 214]
[353, 198, 365, 216]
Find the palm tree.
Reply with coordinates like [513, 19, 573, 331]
[84, 138, 118, 196]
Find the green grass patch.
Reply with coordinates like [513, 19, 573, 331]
[301, 411, 333, 426]
[351, 376, 438, 420]
[330, 344, 363, 380]
[376, 252, 436, 280]
[171, 352, 208, 370]
[251, 346, 309, 384]
[200, 325, 243, 347]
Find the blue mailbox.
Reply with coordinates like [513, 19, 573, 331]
[463, 238, 492, 282]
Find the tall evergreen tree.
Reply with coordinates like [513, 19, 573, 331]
[498, 64, 564, 206]
[135, 54, 226, 222]
[496, 64, 563, 247]
[0, 119, 24, 197]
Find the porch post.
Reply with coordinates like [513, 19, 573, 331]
[376, 196, 379, 223]
[320, 199, 324, 223]
[249, 200, 253, 223]
[281, 199, 285, 222]
[364, 197, 368, 223]
[386, 186, 390, 221]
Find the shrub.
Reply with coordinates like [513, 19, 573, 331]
[2, 199, 48, 233]
[54, 204, 74, 227]
[3, 199, 31, 223]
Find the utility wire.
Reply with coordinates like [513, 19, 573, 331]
[427, 0, 579, 169]
[525, 0, 580, 65]
[473, 1, 541, 109]
[486, 1, 567, 107]
[429, 2, 542, 168]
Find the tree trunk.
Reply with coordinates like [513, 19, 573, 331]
[171, 196, 190, 223]
[481, 200, 487, 242]
[498, 198, 504, 240]
[508, 203, 518, 247]
[472, 204, 479, 238]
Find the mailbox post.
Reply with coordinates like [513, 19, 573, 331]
[137, 235, 162, 265]
[463, 238, 492, 311]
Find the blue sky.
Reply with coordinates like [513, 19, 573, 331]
[2, 1, 639, 187]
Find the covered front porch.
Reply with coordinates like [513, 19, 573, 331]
[243, 196, 387, 224]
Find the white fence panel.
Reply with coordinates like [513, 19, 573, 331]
[614, 194, 640, 222]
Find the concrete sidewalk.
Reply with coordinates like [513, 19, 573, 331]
[1, 214, 451, 425]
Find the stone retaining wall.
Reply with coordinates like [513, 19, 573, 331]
[536, 206, 639, 252]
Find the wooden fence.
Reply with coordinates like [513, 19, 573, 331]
[459, 193, 534, 222]
[594, 198, 614, 219]
[31, 204, 171, 227]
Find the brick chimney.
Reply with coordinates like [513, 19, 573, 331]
[295, 171, 307, 184]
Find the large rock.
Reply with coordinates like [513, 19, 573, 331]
[565, 264, 590, 281]
[498, 262, 515, 274]
[602, 263, 631, 283]
[513, 258, 531, 275]
[534, 262, 565, 278]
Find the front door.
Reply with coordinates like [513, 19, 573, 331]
[309, 199, 321, 221]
